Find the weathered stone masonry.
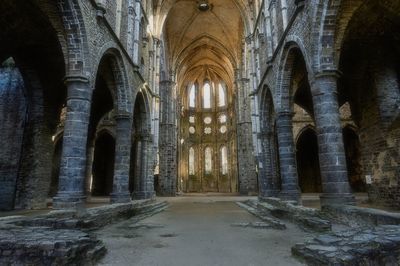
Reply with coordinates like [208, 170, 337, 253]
[0, 0, 399, 211]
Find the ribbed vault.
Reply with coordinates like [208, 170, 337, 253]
[159, 0, 245, 88]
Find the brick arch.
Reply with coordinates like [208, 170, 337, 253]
[311, 0, 341, 72]
[259, 85, 276, 130]
[132, 88, 152, 135]
[295, 124, 316, 145]
[58, 0, 91, 76]
[276, 40, 313, 112]
[94, 47, 132, 115]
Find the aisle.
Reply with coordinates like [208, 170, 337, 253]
[97, 197, 307, 266]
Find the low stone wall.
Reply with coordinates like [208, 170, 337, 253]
[0, 227, 106, 265]
[0, 199, 168, 265]
[258, 197, 331, 232]
[322, 205, 400, 227]
[10, 199, 166, 230]
[292, 225, 400, 265]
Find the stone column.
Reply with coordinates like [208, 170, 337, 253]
[132, 0, 142, 65]
[158, 80, 177, 195]
[276, 110, 300, 202]
[53, 76, 91, 209]
[257, 130, 277, 197]
[311, 71, 355, 206]
[133, 133, 156, 199]
[111, 113, 133, 203]
[235, 77, 258, 194]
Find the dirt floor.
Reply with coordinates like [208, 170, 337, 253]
[97, 196, 310, 266]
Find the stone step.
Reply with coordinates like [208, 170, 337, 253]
[258, 200, 332, 232]
[236, 201, 286, 230]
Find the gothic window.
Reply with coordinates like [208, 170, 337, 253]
[218, 83, 226, 107]
[203, 82, 211, 109]
[220, 125, 227, 134]
[189, 147, 195, 175]
[205, 147, 212, 173]
[189, 84, 196, 108]
[219, 114, 227, 123]
[220, 146, 228, 175]
[189, 115, 195, 123]
[204, 116, 212, 124]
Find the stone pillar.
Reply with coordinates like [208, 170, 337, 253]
[133, 133, 156, 199]
[132, 0, 142, 65]
[311, 71, 355, 206]
[235, 77, 258, 195]
[258, 129, 278, 197]
[111, 114, 133, 203]
[276, 110, 300, 202]
[53, 76, 91, 209]
[158, 80, 177, 195]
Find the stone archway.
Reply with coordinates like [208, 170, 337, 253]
[0, 1, 67, 210]
[92, 132, 116, 196]
[296, 127, 322, 193]
[130, 90, 155, 200]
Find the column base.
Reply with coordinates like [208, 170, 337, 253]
[320, 193, 356, 206]
[110, 192, 132, 204]
[259, 189, 279, 198]
[132, 191, 156, 200]
[52, 192, 86, 210]
[158, 191, 177, 197]
[279, 190, 301, 204]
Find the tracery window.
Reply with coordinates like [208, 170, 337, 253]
[220, 146, 228, 175]
[203, 82, 211, 109]
[218, 83, 226, 107]
[205, 147, 213, 174]
[189, 84, 196, 108]
[189, 147, 195, 175]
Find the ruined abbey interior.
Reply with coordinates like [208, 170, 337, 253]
[0, 0, 400, 265]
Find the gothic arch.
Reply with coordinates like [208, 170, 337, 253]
[295, 124, 316, 144]
[59, 0, 91, 76]
[94, 47, 132, 115]
[276, 41, 313, 111]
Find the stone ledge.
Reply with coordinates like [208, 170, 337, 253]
[236, 201, 286, 230]
[0, 227, 106, 265]
[0, 199, 169, 265]
[4, 199, 168, 230]
[259, 197, 331, 232]
[322, 204, 400, 227]
[292, 225, 400, 265]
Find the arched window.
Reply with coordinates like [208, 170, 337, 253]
[220, 146, 228, 175]
[189, 84, 196, 108]
[218, 83, 226, 107]
[189, 147, 195, 175]
[205, 147, 212, 174]
[203, 82, 211, 109]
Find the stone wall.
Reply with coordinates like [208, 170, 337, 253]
[0, 62, 26, 210]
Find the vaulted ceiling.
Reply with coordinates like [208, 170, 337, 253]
[158, 0, 246, 89]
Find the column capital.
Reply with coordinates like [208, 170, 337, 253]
[64, 75, 91, 102]
[314, 69, 342, 80]
[114, 112, 132, 120]
[311, 70, 342, 96]
[63, 75, 90, 84]
[276, 110, 295, 118]
[160, 80, 175, 87]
